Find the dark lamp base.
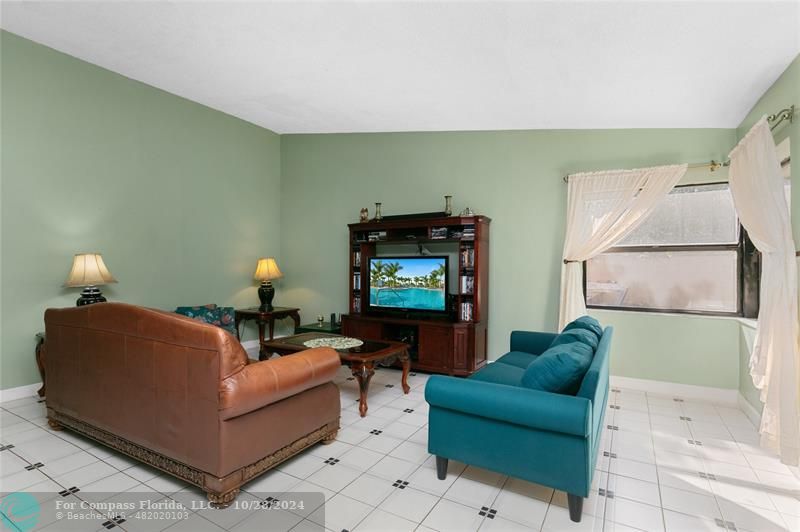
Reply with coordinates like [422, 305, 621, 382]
[77, 286, 107, 306]
[258, 281, 275, 312]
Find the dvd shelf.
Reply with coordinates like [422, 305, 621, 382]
[460, 275, 474, 295]
[460, 247, 475, 268]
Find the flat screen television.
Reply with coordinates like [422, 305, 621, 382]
[367, 256, 448, 313]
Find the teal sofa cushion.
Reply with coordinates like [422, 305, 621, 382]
[563, 315, 603, 339]
[496, 351, 538, 369]
[550, 329, 600, 351]
[521, 342, 592, 394]
[175, 305, 236, 335]
[468, 362, 524, 386]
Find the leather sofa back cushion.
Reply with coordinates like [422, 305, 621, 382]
[521, 342, 593, 395]
[563, 315, 603, 339]
[548, 328, 599, 351]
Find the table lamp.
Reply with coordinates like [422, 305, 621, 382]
[64, 253, 118, 306]
[254, 257, 283, 312]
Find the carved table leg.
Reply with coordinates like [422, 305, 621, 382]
[234, 315, 243, 340]
[257, 320, 268, 361]
[352, 361, 375, 417]
[47, 418, 63, 431]
[399, 350, 411, 394]
[289, 311, 301, 333]
[35, 334, 46, 398]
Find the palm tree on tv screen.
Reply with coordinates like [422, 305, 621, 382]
[370, 260, 386, 286]
[384, 262, 403, 287]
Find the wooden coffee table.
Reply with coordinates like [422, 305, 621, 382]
[262, 332, 410, 417]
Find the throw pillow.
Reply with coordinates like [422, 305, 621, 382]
[216, 307, 236, 335]
[549, 328, 599, 351]
[563, 315, 603, 339]
[521, 342, 593, 394]
[175, 305, 236, 336]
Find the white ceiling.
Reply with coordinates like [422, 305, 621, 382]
[1, 1, 799, 134]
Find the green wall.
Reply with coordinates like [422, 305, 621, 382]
[280, 129, 743, 389]
[0, 31, 281, 390]
[735, 53, 799, 412]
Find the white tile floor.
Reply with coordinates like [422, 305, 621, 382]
[2, 366, 799, 531]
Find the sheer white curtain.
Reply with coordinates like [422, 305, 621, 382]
[729, 117, 799, 465]
[558, 165, 687, 329]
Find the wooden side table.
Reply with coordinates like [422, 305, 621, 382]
[234, 307, 301, 360]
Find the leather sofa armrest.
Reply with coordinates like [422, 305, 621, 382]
[510, 330, 558, 355]
[219, 347, 341, 420]
[425, 375, 591, 437]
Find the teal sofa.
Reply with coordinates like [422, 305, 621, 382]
[425, 318, 612, 522]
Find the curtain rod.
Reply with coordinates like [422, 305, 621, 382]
[562, 104, 794, 183]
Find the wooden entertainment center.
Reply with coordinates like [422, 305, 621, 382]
[342, 215, 490, 376]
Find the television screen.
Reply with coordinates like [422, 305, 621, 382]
[368, 256, 448, 312]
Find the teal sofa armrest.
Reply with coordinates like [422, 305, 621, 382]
[510, 330, 558, 355]
[425, 375, 591, 437]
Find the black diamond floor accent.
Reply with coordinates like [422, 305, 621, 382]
[478, 506, 498, 518]
[24, 462, 44, 471]
[410, 372, 417, 376]
[324, 457, 340, 465]
[385, 384, 394, 388]
[392, 480, 409, 489]
[59, 487, 80, 497]
[370, 429, 383, 435]
[403, 408, 414, 413]
[346, 377, 355, 381]
[0, 444, 15, 451]
[102, 516, 126, 529]
[264, 496, 280, 508]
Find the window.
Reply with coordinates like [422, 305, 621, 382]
[585, 182, 760, 317]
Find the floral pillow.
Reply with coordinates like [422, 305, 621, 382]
[175, 305, 236, 336]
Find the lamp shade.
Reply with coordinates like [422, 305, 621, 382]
[254, 257, 283, 282]
[64, 253, 118, 287]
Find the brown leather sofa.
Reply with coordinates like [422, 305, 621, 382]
[43, 302, 341, 507]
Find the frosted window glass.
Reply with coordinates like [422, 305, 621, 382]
[586, 250, 738, 313]
[619, 184, 738, 246]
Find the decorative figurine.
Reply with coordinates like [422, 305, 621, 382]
[460, 206, 475, 216]
[444, 195, 453, 216]
[317, 315, 325, 327]
[359, 208, 369, 222]
[374, 202, 383, 221]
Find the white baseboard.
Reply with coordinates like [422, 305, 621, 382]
[0, 383, 42, 403]
[738, 393, 763, 428]
[610, 375, 739, 406]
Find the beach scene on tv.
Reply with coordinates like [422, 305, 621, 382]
[369, 257, 447, 311]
